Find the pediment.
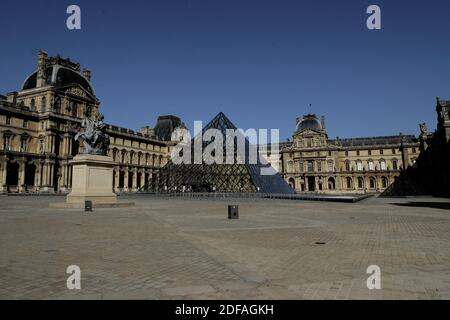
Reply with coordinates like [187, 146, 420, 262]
[57, 84, 97, 102]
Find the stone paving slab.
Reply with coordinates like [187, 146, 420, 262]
[0, 195, 449, 299]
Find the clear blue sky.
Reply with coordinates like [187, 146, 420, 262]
[1, 0, 450, 140]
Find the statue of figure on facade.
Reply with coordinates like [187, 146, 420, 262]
[419, 122, 429, 152]
[419, 123, 428, 136]
[74, 110, 110, 155]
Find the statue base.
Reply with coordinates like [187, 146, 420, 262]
[50, 154, 134, 209]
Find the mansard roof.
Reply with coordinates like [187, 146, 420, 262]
[328, 135, 418, 147]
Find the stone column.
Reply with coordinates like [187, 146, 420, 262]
[35, 163, 41, 192]
[0, 157, 7, 193]
[59, 165, 67, 192]
[18, 159, 26, 193]
[140, 171, 145, 190]
[68, 138, 73, 156]
[68, 165, 72, 189]
[124, 170, 129, 192]
[49, 163, 54, 189]
[132, 168, 137, 192]
[114, 168, 120, 192]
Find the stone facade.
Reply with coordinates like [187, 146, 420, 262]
[0, 51, 423, 195]
[0, 51, 174, 194]
[271, 114, 420, 194]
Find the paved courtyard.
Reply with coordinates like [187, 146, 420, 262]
[1, 194, 450, 300]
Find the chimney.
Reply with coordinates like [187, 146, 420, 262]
[36, 50, 48, 87]
[321, 116, 326, 130]
[83, 68, 91, 82]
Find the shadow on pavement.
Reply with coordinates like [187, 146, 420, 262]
[392, 202, 450, 210]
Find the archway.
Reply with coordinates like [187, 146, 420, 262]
[346, 177, 353, 189]
[357, 177, 364, 189]
[288, 178, 295, 190]
[306, 176, 315, 191]
[381, 177, 389, 189]
[137, 172, 142, 189]
[327, 177, 335, 190]
[128, 171, 133, 189]
[25, 163, 36, 188]
[369, 177, 376, 189]
[144, 172, 150, 191]
[119, 171, 125, 189]
[6, 162, 19, 188]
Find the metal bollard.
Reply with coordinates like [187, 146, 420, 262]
[228, 205, 239, 219]
[85, 200, 93, 212]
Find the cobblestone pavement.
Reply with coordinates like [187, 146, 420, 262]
[1, 195, 450, 300]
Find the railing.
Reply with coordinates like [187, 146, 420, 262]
[121, 191, 373, 203]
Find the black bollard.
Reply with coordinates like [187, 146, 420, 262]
[85, 200, 93, 212]
[228, 205, 239, 219]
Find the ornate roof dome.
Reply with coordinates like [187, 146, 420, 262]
[22, 54, 95, 95]
[296, 114, 323, 132]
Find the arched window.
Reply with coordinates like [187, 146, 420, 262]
[30, 99, 35, 111]
[346, 177, 353, 189]
[392, 159, 398, 171]
[328, 177, 335, 190]
[288, 178, 295, 190]
[368, 160, 374, 171]
[369, 177, 376, 189]
[381, 177, 389, 189]
[380, 159, 386, 171]
[358, 177, 364, 189]
[356, 160, 363, 171]
[345, 160, 350, 172]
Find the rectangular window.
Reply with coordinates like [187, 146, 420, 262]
[4, 136, 11, 151]
[392, 149, 396, 154]
[307, 161, 314, 172]
[20, 139, 27, 152]
[317, 161, 322, 172]
[368, 150, 372, 156]
[393, 160, 398, 170]
[6, 117, 11, 125]
[380, 149, 384, 155]
[356, 150, 360, 156]
[345, 161, 350, 171]
[23, 120, 28, 128]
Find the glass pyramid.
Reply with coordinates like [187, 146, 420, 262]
[157, 112, 295, 194]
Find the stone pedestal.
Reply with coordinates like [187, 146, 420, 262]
[67, 154, 117, 205]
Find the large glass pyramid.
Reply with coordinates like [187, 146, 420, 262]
[157, 112, 295, 194]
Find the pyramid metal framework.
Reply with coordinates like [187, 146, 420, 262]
[157, 112, 295, 194]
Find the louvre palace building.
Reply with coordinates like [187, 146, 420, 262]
[0, 51, 177, 194]
[0, 51, 421, 194]
[277, 114, 420, 194]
